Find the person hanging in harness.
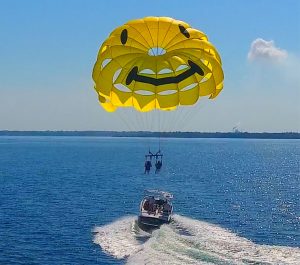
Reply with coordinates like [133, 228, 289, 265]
[154, 150, 163, 173]
[155, 160, 162, 173]
[144, 160, 152, 174]
[144, 151, 153, 174]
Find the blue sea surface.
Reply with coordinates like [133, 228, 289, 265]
[0, 137, 299, 264]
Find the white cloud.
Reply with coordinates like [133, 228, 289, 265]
[248, 38, 288, 61]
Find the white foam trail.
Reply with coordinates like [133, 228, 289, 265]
[92, 216, 148, 259]
[93, 214, 300, 264]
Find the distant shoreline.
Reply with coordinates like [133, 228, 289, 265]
[0, 131, 299, 139]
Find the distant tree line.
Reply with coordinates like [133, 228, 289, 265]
[0, 131, 299, 139]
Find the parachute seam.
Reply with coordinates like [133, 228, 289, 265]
[166, 42, 220, 63]
[161, 29, 191, 51]
[126, 24, 152, 50]
[111, 56, 142, 106]
[107, 41, 148, 52]
[144, 22, 155, 55]
[165, 38, 210, 52]
[163, 57, 178, 131]
[156, 18, 159, 56]
[159, 18, 174, 50]
[113, 54, 145, 68]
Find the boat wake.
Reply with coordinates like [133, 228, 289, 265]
[93, 215, 300, 264]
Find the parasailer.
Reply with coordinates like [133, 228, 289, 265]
[155, 153, 163, 174]
[92, 17, 224, 172]
[144, 150, 163, 173]
[144, 159, 152, 174]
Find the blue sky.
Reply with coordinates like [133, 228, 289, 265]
[0, 0, 299, 132]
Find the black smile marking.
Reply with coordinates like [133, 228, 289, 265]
[126, 60, 204, 86]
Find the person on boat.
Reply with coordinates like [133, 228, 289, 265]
[144, 160, 152, 174]
[143, 200, 150, 211]
[163, 202, 172, 214]
[148, 196, 155, 213]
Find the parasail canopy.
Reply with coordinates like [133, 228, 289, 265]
[92, 17, 224, 112]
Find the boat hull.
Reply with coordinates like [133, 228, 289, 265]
[138, 215, 171, 231]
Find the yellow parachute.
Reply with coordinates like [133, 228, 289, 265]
[92, 17, 224, 112]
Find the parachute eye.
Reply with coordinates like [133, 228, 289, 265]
[121, 29, 128, 45]
[178, 24, 190, 38]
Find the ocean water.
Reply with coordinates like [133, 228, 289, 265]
[0, 136, 299, 264]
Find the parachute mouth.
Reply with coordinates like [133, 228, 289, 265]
[126, 60, 204, 86]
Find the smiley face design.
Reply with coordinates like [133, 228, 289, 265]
[93, 17, 224, 112]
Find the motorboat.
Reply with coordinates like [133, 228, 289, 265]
[138, 190, 173, 230]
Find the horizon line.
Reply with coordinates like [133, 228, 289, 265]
[0, 130, 299, 134]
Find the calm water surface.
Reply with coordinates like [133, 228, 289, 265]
[0, 137, 299, 264]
